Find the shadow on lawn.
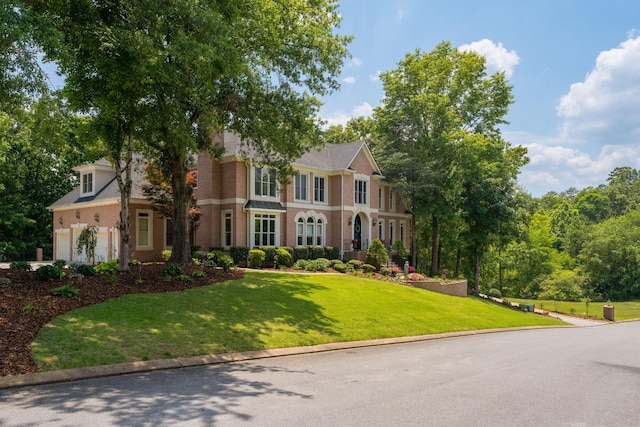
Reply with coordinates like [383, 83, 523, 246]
[197, 274, 339, 350]
[33, 273, 339, 369]
[0, 362, 313, 426]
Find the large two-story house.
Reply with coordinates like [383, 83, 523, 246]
[49, 132, 411, 263]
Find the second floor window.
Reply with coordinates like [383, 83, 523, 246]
[82, 172, 93, 194]
[255, 167, 277, 198]
[295, 173, 308, 201]
[314, 176, 326, 203]
[355, 179, 367, 205]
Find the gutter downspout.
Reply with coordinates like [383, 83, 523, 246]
[340, 171, 344, 258]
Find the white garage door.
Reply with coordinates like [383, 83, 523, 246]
[55, 230, 71, 261]
[95, 228, 109, 263]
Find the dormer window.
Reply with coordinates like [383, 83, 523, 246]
[82, 172, 94, 195]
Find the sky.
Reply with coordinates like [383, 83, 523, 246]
[319, 0, 640, 196]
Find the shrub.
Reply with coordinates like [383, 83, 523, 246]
[362, 264, 376, 274]
[162, 263, 184, 277]
[325, 246, 340, 260]
[204, 251, 234, 272]
[192, 270, 206, 278]
[10, 261, 31, 271]
[293, 259, 308, 270]
[347, 259, 364, 269]
[407, 272, 425, 281]
[193, 252, 207, 262]
[366, 238, 389, 269]
[94, 259, 118, 274]
[259, 246, 276, 267]
[275, 248, 292, 268]
[293, 246, 309, 261]
[330, 259, 343, 267]
[380, 267, 391, 277]
[230, 246, 249, 265]
[177, 274, 193, 282]
[129, 258, 141, 266]
[35, 265, 63, 281]
[208, 246, 224, 252]
[162, 249, 172, 262]
[248, 249, 265, 268]
[309, 246, 325, 260]
[51, 284, 79, 298]
[75, 264, 96, 276]
[487, 288, 502, 299]
[313, 258, 331, 271]
[333, 262, 354, 273]
[53, 259, 67, 269]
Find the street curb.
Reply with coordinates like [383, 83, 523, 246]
[0, 326, 569, 390]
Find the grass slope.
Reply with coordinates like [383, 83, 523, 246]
[32, 271, 564, 371]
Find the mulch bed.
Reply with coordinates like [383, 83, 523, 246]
[0, 264, 243, 377]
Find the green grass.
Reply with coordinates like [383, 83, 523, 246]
[510, 298, 640, 321]
[32, 271, 564, 371]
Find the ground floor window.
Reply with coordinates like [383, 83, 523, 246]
[137, 210, 153, 249]
[297, 216, 325, 246]
[222, 210, 233, 247]
[255, 214, 276, 246]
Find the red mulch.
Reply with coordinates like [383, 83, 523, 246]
[0, 264, 243, 377]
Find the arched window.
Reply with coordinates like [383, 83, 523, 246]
[306, 217, 315, 245]
[297, 217, 304, 246]
[316, 219, 324, 246]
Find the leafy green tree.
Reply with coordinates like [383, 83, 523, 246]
[579, 210, 640, 300]
[575, 187, 610, 223]
[33, 0, 351, 265]
[457, 133, 528, 292]
[374, 42, 514, 274]
[0, 1, 46, 111]
[323, 117, 375, 145]
[366, 238, 389, 269]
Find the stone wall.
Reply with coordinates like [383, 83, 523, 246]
[409, 279, 468, 297]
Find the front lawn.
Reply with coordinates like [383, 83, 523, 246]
[32, 271, 564, 371]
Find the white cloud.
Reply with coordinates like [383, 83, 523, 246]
[557, 36, 640, 144]
[349, 57, 362, 67]
[458, 39, 520, 79]
[342, 76, 356, 84]
[511, 131, 640, 195]
[320, 102, 374, 128]
[369, 70, 381, 82]
[396, 9, 404, 21]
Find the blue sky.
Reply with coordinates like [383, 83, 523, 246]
[320, 0, 640, 196]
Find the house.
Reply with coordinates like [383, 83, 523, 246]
[49, 132, 411, 263]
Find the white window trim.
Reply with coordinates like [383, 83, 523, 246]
[251, 212, 280, 248]
[136, 209, 153, 250]
[221, 209, 233, 248]
[378, 219, 384, 242]
[354, 175, 370, 206]
[253, 166, 279, 200]
[389, 219, 396, 246]
[294, 172, 309, 202]
[81, 172, 95, 196]
[313, 174, 328, 205]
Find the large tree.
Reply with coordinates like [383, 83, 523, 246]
[33, 0, 350, 264]
[374, 42, 514, 274]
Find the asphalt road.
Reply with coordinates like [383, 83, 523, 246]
[1, 322, 639, 426]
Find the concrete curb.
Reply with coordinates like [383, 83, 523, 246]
[0, 326, 572, 390]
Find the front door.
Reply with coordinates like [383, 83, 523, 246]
[354, 214, 362, 250]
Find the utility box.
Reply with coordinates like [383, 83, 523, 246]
[603, 305, 615, 321]
[519, 303, 535, 312]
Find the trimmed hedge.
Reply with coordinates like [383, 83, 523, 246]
[230, 246, 249, 265]
[248, 249, 265, 268]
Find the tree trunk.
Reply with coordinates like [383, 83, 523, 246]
[168, 156, 192, 264]
[429, 215, 439, 277]
[114, 133, 134, 273]
[473, 249, 481, 294]
[454, 247, 461, 278]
